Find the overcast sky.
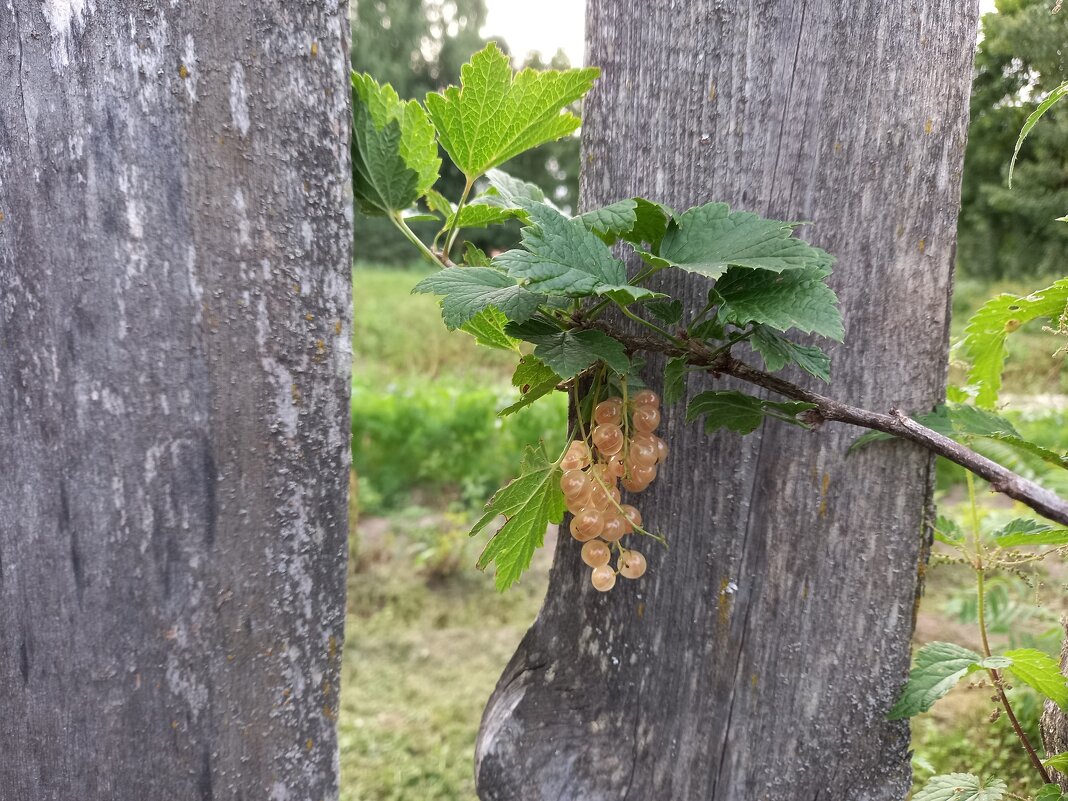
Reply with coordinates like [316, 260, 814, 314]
[482, 1, 1001, 67]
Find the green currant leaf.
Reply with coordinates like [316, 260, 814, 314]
[425, 42, 599, 180]
[424, 188, 454, 218]
[689, 317, 727, 341]
[499, 356, 562, 417]
[448, 170, 551, 230]
[957, 278, 1068, 408]
[579, 199, 638, 243]
[460, 308, 521, 352]
[992, 518, 1068, 548]
[1043, 754, 1068, 774]
[887, 642, 984, 719]
[412, 267, 545, 329]
[472, 444, 566, 591]
[1035, 783, 1067, 801]
[646, 299, 684, 326]
[351, 72, 440, 215]
[1002, 648, 1068, 710]
[750, 325, 832, 382]
[505, 319, 630, 379]
[715, 266, 844, 341]
[663, 356, 688, 406]
[652, 202, 833, 279]
[912, 773, 1006, 801]
[686, 390, 815, 435]
[452, 203, 516, 229]
[494, 202, 648, 299]
[623, 198, 672, 249]
[463, 242, 492, 267]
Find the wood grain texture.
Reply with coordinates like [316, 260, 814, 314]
[476, 2, 978, 799]
[1043, 631, 1068, 791]
[0, 3, 352, 799]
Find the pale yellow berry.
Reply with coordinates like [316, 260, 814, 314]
[581, 539, 611, 568]
[593, 398, 623, 426]
[592, 424, 624, 456]
[591, 565, 616, 592]
[632, 406, 661, 434]
[601, 514, 627, 542]
[633, 389, 660, 408]
[619, 549, 647, 579]
[573, 508, 605, 540]
[560, 469, 590, 499]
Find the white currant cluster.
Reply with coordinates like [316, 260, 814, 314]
[559, 389, 668, 592]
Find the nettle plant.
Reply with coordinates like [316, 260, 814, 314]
[352, 44, 1068, 798]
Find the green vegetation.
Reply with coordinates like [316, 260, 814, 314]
[958, 0, 1068, 281]
[340, 513, 550, 801]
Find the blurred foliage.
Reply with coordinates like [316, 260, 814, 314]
[350, 0, 581, 264]
[351, 266, 567, 513]
[351, 374, 567, 513]
[958, 0, 1068, 280]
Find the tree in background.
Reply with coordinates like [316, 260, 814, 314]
[958, 0, 1068, 281]
[350, 0, 580, 264]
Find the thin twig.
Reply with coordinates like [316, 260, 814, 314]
[572, 319, 1068, 527]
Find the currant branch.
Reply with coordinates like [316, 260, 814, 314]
[573, 318, 1068, 528]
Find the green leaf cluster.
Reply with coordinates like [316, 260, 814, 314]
[889, 641, 1068, 721]
[352, 42, 850, 590]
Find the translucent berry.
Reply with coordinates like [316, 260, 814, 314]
[569, 515, 600, 542]
[565, 488, 593, 515]
[592, 424, 624, 456]
[629, 463, 657, 485]
[629, 438, 658, 467]
[593, 397, 623, 426]
[588, 482, 620, 512]
[591, 565, 616, 592]
[632, 406, 661, 433]
[573, 508, 605, 540]
[601, 514, 628, 542]
[654, 436, 669, 462]
[621, 475, 650, 493]
[619, 549, 647, 579]
[581, 539, 611, 568]
[560, 469, 590, 499]
[633, 389, 660, 408]
[604, 453, 627, 479]
[561, 441, 591, 472]
[620, 504, 642, 529]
